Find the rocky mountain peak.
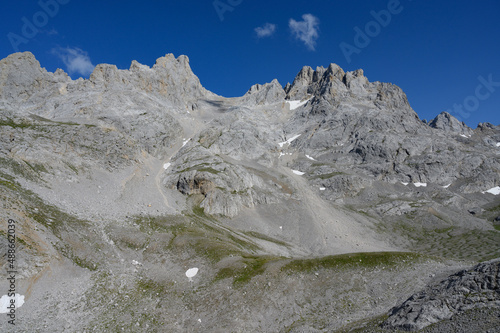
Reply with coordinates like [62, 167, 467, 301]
[89, 63, 120, 83]
[312, 63, 346, 82]
[91, 54, 204, 93]
[241, 78, 285, 105]
[82, 53, 213, 114]
[1, 51, 39, 67]
[0, 51, 63, 103]
[153, 53, 191, 72]
[295, 65, 315, 82]
[129, 59, 151, 71]
[429, 111, 473, 135]
[284, 63, 373, 101]
[246, 78, 280, 94]
[285, 65, 318, 100]
[0, 51, 211, 113]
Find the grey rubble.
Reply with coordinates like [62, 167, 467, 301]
[384, 259, 500, 331]
[0, 51, 499, 332]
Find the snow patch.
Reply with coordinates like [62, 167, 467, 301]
[163, 163, 171, 170]
[287, 97, 313, 110]
[182, 138, 191, 147]
[186, 268, 199, 281]
[278, 134, 301, 148]
[319, 187, 326, 191]
[496, 142, 500, 147]
[0, 294, 25, 313]
[402, 182, 427, 187]
[482, 186, 500, 195]
[292, 170, 305, 176]
[305, 154, 316, 161]
[442, 184, 451, 189]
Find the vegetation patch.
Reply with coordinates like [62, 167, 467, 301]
[167, 224, 255, 263]
[281, 252, 421, 273]
[0, 157, 43, 182]
[0, 167, 87, 235]
[134, 207, 260, 264]
[243, 231, 290, 247]
[136, 215, 188, 233]
[136, 278, 171, 295]
[0, 117, 34, 129]
[28, 199, 88, 236]
[378, 220, 500, 262]
[56, 244, 98, 271]
[177, 162, 222, 174]
[24, 160, 48, 174]
[63, 161, 80, 174]
[214, 255, 280, 287]
[29, 114, 95, 127]
[334, 314, 389, 333]
[485, 203, 500, 213]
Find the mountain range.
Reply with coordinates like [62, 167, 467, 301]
[0, 52, 499, 332]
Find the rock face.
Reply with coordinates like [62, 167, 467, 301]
[0, 52, 68, 103]
[1, 51, 500, 332]
[2, 51, 500, 234]
[384, 259, 500, 331]
[429, 111, 473, 135]
[241, 79, 286, 105]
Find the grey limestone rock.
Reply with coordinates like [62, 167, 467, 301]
[0, 52, 70, 104]
[384, 259, 500, 331]
[429, 111, 473, 136]
[241, 78, 285, 105]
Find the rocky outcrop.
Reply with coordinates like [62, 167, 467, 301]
[0, 52, 70, 105]
[89, 53, 214, 110]
[163, 135, 284, 217]
[241, 79, 285, 105]
[383, 259, 500, 331]
[285, 64, 347, 101]
[429, 111, 473, 136]
[0, 51, 213, 114]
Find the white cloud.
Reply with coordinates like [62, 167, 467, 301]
[52, 47, 95, 77]
[46, 28, 59, 36]
[289, 14, 320, 51]
[255, 23, 277, 38]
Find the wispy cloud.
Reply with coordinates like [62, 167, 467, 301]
[52, 47, 95, 77]
[255, 23, 277, 38]
[46, 29, 59, 36]
[289, 14, 320, 51]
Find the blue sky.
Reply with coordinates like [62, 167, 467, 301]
[1, 0, 499, 127]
